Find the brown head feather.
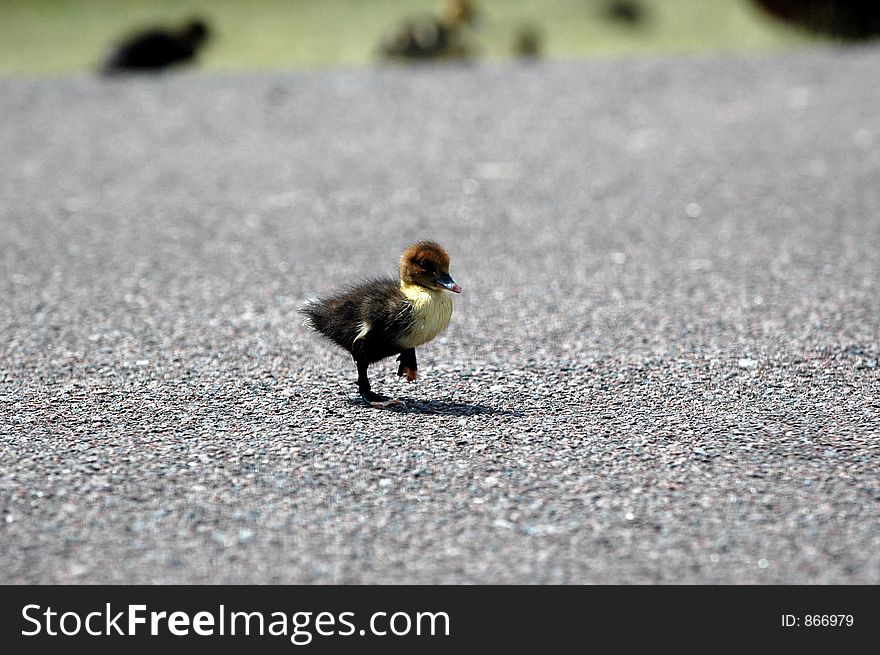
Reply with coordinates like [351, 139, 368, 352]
[399, 241, 452, 288]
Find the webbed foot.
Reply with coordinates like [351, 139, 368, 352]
[370, 398, 405, 408]
[360, 388, 405, 408]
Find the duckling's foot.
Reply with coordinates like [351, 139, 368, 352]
[370, 398, 405, 408]
[396, 349, 418, 382]
[360, 388, 405, 408]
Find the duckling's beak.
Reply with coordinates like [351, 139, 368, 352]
[436, 272, 462, 294]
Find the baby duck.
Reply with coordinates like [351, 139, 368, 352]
[301, 241, 462, 407]
[513, 23, 543, 59]
[380, 0, 478, 60]
[100, 17, 210, 74]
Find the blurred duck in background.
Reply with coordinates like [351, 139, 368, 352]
[603, 0, 645, 26]
[380, 0, 478, 60]
[512, 23, 543, 59]
[753, 0, 880, 39]
[101, 17, 211, 74]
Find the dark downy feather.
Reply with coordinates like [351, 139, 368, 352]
[301, 277, 414, 364]
[101, 19, 210, 74]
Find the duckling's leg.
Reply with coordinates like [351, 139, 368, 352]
[356, 359, 404, 407]
[397, 348, 418, 382]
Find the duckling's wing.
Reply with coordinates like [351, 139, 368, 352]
[301, 277, 410, 358]
[349, 278, 415, 361]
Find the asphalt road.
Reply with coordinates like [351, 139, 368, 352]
[1, 48, 878, 584]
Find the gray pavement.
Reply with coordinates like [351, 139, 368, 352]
[1, 48, 878, 584]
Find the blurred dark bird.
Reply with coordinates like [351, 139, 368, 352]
[752, 0, 880, 39]
[603, 0, 644, 26]
[301, 241, 462, 407]
[101, 18, 211, 74]
[513, 24, 543, 58]
[381, 0, 478, 60]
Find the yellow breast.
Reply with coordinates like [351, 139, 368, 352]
[399, 283, 453, 349]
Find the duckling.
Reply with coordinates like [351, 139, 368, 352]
[752, 0, 880, 39]
[301, 241, 462, 407]
[380, 0, 477, 60]
[100, 17, 210, 74]
[513, 23, 543, 59]
[603, 1, 645, 26]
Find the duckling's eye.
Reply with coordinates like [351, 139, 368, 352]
[418, 259, 436, 272]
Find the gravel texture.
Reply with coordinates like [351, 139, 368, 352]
[1, 48, 878, 584]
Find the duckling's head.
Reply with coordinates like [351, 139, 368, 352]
[399, 241, 462, 294]
[181, 18, 210, 45]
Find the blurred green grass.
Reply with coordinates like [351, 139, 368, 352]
[0, 0, 818, 76]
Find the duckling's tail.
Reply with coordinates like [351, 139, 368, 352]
[299, 298, 321, 331]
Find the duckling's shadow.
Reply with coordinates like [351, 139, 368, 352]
[347, 396, 518, 416]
